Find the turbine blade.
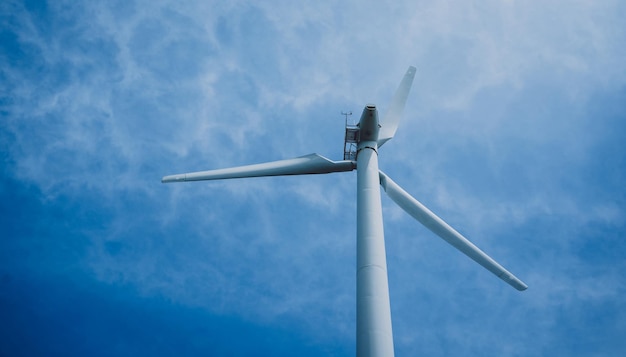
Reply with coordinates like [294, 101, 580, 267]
[162, 154, 355, 183]
[379, 171, 528, 291]
[378, 66, 417, 148]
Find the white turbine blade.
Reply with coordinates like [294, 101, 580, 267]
[377, 66, 417, 148]
[162, 153, 355, 183]
[379, 171, 528, 291]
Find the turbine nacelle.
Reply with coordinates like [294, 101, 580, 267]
[358, 104, 380, 143]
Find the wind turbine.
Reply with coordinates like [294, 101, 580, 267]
[162, 66, 527, 357]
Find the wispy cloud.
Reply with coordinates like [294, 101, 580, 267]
[2, 0, 626, 355]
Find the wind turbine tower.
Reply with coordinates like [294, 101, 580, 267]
[162, 66, 527, 357]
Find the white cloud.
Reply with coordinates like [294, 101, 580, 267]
[2, 0, 626, 354]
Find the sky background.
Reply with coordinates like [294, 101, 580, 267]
[1, 0, 625, 356]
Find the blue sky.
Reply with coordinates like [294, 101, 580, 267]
[1, 0, 625, 355]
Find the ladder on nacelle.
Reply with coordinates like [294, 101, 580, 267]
[343, 112, 359, 160]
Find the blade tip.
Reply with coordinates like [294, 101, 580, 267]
[500, 273, 528, 291]
[509, 278, 528, 291]
[161, 174, 186, 183]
